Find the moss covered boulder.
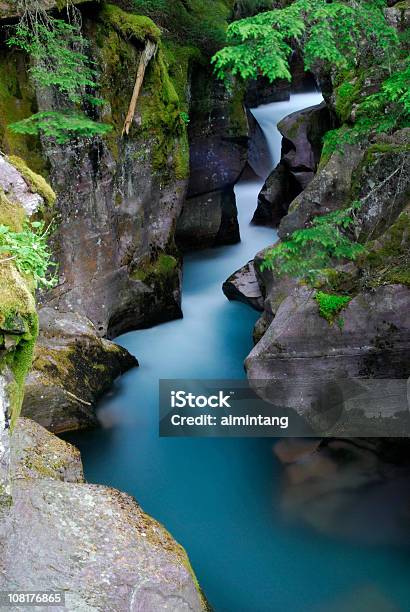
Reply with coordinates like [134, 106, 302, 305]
[0, 155, 49, 505]
[22, 308, 137, 433]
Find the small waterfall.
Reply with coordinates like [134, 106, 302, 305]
[251, 92, 323, 170]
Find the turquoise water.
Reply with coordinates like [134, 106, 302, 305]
[68, 95, 410, 612]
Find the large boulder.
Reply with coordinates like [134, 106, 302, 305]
[245, 283, 410, 435]
[278, 130, 410, 240]
[279, 101, 334, 187]
[278, 143, 364, 238]
[0, 418, 208, 612]
[254, 102, 336, 227]
[22, 308, 137, 433]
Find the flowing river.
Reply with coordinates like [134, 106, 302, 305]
[68, 93, 410, 612]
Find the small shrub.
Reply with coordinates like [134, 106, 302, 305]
[7, 14, 112, 143]
[0, 221, 57, 289]
[261, 202, 365, 284]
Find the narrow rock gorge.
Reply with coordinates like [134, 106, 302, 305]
[0, 1, 409, 611]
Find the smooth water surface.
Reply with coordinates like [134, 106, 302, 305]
[68, 94, 410, 612]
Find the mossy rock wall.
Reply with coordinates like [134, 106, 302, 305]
[0, 1, 247, 335]
[0, 2, 201, 337]
[0, 157, 46, 506]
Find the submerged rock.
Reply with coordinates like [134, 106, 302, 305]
[274, 437, 410, 545]
[22, 308, 137, 433]
[0, 418, 208, 611]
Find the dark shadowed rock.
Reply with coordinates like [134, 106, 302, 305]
[223, 261, 264, 311]
[278, 144, 364, 238]
[279, 130, 410, 240]
[177, 189, 239, 251]
[22, 308, 137, 433]
[252, 164, 291, 226]
[253, 311, 273, 344]
[278, 102, 333, 179]
[0, 418, 208, 612]
[254, 102, 336, 227]
[177, 65, 248, 250]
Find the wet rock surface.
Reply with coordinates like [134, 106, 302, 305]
[22, 308, 137, 433]
[0, 418, 207, 612]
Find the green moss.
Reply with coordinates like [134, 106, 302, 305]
[132, 0, 234, 55]
[0, 259, 38, 431]
[334, 76, 363, 123]
[162, 41, 201, 112]
[138, 47, 189, 178]
[101, 4, 161, 43]
[0, 190, 25, 232]
[318, 126, 350, 169]
[0, 50, 47, 176]
[315, 291, 351, 324]
[132, 253, 178, 282]
[360, 209, 410, 287]
[96, 7, 191, 180]
[174, 134, 190, 180]
[6, 155, 56, 207]
[228, 80, 247, 137]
